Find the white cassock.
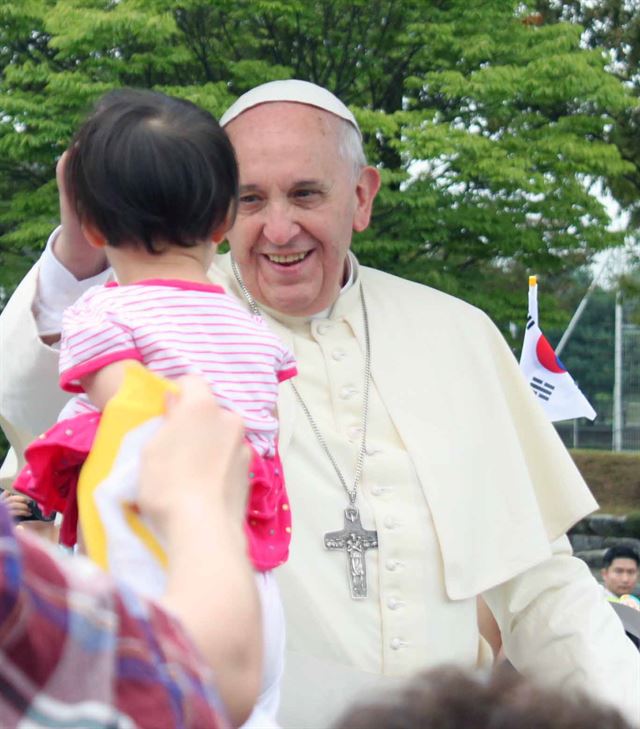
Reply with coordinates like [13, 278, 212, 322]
[1, 242, 639, 728]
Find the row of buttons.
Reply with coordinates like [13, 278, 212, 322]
[313, 319, 410, 653]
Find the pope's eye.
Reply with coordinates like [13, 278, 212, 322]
[293, 189, 320, 199]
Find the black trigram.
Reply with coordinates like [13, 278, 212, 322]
[530, 376, 555, 401]
[526, 315, 535, 330]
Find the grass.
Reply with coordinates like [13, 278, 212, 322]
[570, 449, 640, 516]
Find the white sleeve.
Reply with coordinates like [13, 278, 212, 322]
[34, 227, 112, 337]
[484, 535, 640, 727]
[0, 228, 112, 463]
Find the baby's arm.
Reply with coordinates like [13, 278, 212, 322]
[80, 359, 140, 411]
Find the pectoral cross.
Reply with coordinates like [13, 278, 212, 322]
[324, 506, 378, 599]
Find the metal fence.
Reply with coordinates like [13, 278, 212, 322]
[555, 422, 640, 452]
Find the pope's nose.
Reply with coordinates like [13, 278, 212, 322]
[262, 204, 302, 246]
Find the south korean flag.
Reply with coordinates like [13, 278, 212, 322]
[519, 276, 596, 423]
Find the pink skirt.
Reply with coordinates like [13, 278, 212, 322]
[14, 413, 291, 571]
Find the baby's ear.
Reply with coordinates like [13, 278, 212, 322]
[210, 226, 227, 245]
[81, 222, 108, 249]
[210, 208, 235, 244]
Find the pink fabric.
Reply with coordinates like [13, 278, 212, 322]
[61, 349, 143, 393]
[13, 413, 101, 546]
[14, 418, 291, 570]
[245, 447, 291, 570]
[17, 278, 296, 568]
[59, 279, 297, 458]
[105, 278, 226, 294]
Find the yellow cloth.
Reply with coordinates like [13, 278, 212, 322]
[79, 364, 176, 597]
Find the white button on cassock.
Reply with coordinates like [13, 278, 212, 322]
[332, 348, 346, 361]
[390, 637, 403, 650]
[383, 515, 396, 529]
[340, 385, 357, 399]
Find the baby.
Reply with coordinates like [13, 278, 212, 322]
[15, 88, 295, 727]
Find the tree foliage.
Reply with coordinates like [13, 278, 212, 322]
[535, 0, 640, 230]
[0, 0, 636, 336]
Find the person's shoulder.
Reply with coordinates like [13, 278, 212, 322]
[360, 265, 491, 324]
[64, 282, 120, 318]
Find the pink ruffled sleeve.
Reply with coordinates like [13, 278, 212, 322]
[276, 344, 297, 383]
[59, 287, 142, 393]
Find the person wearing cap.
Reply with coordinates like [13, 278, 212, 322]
[1, 80, 639, 728]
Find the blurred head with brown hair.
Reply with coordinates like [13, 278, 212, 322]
[333, 666, 633, 729]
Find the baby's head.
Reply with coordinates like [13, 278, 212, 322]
[65, 88, 238, 254]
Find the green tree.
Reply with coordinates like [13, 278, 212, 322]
[535, 0, 640, 230]
[0, 0, 636, 334]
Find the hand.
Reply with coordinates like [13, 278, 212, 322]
[138, 376, 251, 540]
[0, 491, 34, 520]
[138, 378, 260, 725]
[52, 150, 109, 279]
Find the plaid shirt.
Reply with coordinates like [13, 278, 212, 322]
[0, 503, 228, 728]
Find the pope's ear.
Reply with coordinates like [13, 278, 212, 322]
[353, 166, 381, 233]
[81, 222, 108, 249]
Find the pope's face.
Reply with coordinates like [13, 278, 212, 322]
[225, 102, 379, 316]
[601, 557, 639, 597]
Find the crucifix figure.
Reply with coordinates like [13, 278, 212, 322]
[324, 506, 378, 599]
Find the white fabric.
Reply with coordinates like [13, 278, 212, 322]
[220, 79, 361, 136]
[1, 249, 639, 728]
[243, 571, 285, 729]
[35, 227, 112, 336]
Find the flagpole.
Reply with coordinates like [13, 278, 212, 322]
[556, 260, 607, 357]
[613, 291, 623, 451]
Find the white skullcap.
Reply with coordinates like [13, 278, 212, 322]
[220, 79, 361, 137]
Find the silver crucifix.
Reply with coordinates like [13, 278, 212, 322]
[324, 506, 378, 599]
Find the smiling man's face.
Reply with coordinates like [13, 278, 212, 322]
[225, 102, 379, 316]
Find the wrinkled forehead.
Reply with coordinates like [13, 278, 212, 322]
[226, 100, 342, 131]
[224, 101, 344, 154]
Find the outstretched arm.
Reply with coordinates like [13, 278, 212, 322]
[0, 151, 111, 461]
[138, 376, 261, 726]
[49, 150, 109, 302]
[0, 376, 260, 728]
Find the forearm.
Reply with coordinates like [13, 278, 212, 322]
[0, 262, 66, 440]
[161, 496, 262, 727]
[0, 230, 112, 444]
[52, 222, 108, 281]
[484, 536, 640, 726]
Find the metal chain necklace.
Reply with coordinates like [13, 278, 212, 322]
[230, 256, 378, 599]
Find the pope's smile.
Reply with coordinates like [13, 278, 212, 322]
[262, 250, 313, 269]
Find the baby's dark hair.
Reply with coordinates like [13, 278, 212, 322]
[65, 88, 238, 254]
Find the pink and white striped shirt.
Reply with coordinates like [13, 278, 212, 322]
[59, 279, 297, 457]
